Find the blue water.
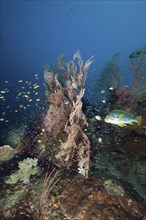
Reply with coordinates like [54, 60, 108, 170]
[1, 1, 145, 81]
[0, 0, 145, 124]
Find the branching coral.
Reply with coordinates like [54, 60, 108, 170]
[40, 52, 93, 177]
[94, 46, 146, 111]
[113, 47, 146, 102]
[39, 167, 59, 220]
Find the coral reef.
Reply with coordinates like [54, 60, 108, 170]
[94, 46, 146, 112]
[83, 101, 146, 201]
[0, 171, 145, 220]
[112, 46, 146, 110]
[58, 173, 145, 220]
[39, 51, 93, 177]
[0, 50, 145, 220]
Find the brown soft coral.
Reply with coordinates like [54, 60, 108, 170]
[40, 52, 93, 177]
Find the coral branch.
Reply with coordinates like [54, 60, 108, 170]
[112, 48, 146, 109]
[39, 167, 59, 220]
[40, 52, 93, 177]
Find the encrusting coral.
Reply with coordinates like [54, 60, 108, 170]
[39, 51, 93, 177]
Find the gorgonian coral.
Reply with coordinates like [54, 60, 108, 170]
[40, 52, 93, 177]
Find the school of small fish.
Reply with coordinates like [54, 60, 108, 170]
[0, 74, 45, 123]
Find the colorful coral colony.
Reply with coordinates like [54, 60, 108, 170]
[0, 47, 146, 219]
[1, 47, 146, 175]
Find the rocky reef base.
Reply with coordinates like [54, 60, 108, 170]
[0, 171, 145, 220]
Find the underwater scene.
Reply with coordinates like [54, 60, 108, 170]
[0, 1, 146, 220]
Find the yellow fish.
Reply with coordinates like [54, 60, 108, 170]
[104, 110, 142, 127]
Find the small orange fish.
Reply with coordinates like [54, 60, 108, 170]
[143, 214, 146, 220]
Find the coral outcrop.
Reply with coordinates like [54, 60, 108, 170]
[58, 174, 145, 220]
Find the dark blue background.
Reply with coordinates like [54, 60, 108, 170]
[0, 0, 145, 128]
[1, 1, 145, 82]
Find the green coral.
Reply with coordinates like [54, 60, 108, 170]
[5, 158, 39, 184]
